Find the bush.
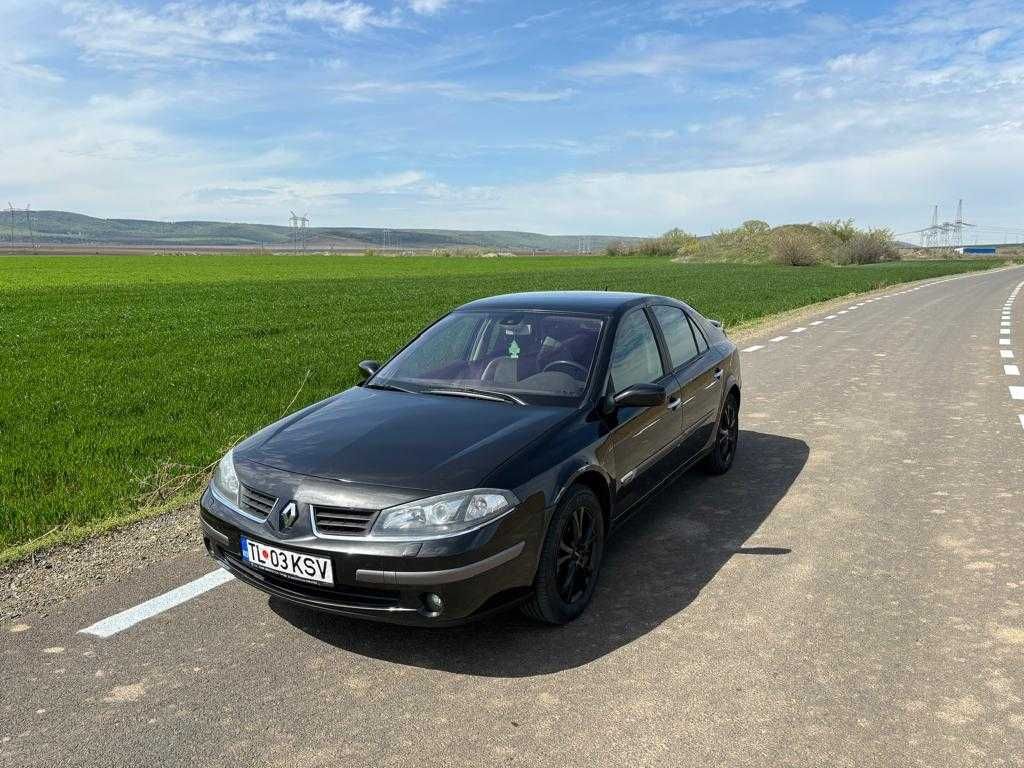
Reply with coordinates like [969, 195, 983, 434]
[833, 230, 901, 265]
[771, 230, 822, 266]
[604, 240, 627, 257]
[606, 229, 699, 259]
[816, 218, 858, 244]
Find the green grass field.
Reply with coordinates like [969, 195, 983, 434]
[0, 253, 1007, 553]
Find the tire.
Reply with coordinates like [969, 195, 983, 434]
[521, 486, 605, 625]
[703, 390, 739, 475]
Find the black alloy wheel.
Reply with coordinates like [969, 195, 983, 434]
[555, 502, 599, 605]
[704, 392, 739, 475]
[522, 486, 605, 624]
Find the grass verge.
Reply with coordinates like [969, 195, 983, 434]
[0, 253, 1012, 558]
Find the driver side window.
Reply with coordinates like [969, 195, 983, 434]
[609, 310, 664, 391]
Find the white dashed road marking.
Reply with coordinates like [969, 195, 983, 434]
[791, 327, 806, 333]
[810, 321, 823, 326]
[1005, 365, 1021, 376]
[825, 315, 838, 320]
[1010, 386, 1024, 401]
[742, 345, 765, 353]
[1003, 350, 1015, 359]
[79, 569, 234, 639]
[770, 336, 788, 343]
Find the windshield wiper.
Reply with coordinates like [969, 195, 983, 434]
[422, 387, 526, 405]
[365, 381, 417, 394]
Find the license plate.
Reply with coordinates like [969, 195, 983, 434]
[240, 537, 333, 585]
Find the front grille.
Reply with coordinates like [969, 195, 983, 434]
[240, 484, 277, 520]
[312, 504, 378, 536]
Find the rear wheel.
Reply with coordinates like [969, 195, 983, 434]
[522, 486, 605, 625]
[703, 391, 739, 475]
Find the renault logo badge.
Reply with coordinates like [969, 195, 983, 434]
[280, 501, 299, 529]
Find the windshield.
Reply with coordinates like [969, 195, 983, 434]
[372, 310, 605, 405]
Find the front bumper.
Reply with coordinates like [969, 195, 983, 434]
[199, 486, 544, 626]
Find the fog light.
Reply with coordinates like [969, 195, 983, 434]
[422, 593, 444, 615]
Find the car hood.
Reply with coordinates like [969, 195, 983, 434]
[236, 385, 570, 492]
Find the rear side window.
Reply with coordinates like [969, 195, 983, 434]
[652, 306, 699, 368]
[609, 309, 664, 391]
[689, 316, 709, 354]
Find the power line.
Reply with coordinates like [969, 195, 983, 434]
[288, 211, 309, 251]
[6, 202, 35, 248]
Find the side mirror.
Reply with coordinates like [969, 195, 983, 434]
[358, 360, 381, 379]
[610, 382, 668, 409]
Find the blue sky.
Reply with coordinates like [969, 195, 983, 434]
[2, 0, 1023, 236]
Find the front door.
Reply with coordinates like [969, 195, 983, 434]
[605, 308, 682, 512]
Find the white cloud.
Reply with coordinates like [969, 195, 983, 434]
[972, 27, 1012, 52]
[662, 0, 805, 22]
[190, 171, 428, 205]
[409, 0, 452, 15]
[285, 1, 400, 33]
[402, 128, 1024, 236]
[512, 9, 566, 30]
[61, 0, 280, 62]
[60, 0, 406, 63]
[567, 35, 776, 78]
[0, 50, 64, 84]
[333, 80, 574, 103]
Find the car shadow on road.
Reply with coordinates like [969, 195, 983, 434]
[270, 429, 808, 677]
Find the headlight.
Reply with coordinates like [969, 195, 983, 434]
[370, 489, 518, 538]
[211, 449, 240, 506]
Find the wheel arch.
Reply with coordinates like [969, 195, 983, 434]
[553, 465, 613, 534]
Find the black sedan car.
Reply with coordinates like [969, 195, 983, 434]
[200, 291, 740, 625]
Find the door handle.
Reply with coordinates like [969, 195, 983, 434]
[668, 397, 682, 410]
[713, 368, 724, 380]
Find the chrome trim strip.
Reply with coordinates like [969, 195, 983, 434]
[209, 483, 268, 524]
[635, 416, 663, 437]
[355, 541, 526, 586]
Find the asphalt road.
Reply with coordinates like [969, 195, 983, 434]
[3, 266, 1023, 768]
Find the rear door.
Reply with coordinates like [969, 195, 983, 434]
[605, 308, 682, 511]
[650, 305, 720, 461]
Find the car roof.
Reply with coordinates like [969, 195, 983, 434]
[458, 291, 675, 315]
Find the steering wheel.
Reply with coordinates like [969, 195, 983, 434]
[542, 360, 588, 380]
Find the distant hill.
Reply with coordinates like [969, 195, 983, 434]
[0, 210, 642, 252]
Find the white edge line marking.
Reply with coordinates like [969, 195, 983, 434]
[1002, 350, 1015, 359]
[79, 569, 234, 638]
[770, 336, 788, 343]
[1005, 365, 1021, 376]
[1010, 386, 1024, 401]
[742, 345, 765, 352]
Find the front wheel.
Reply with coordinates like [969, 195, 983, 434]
[521, 486, 605, 625]
[703, 391, 739, 475]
